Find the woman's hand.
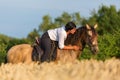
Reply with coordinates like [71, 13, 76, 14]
[73, 46, 80, 51]
[62, 45, 81, 51]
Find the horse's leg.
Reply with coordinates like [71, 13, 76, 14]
[56, 49, 73, 62]
[56, 49, 65, 62]
[56, 49, 81, 63]
[70, 51, 81, 62]
[24, 47, 33, 64]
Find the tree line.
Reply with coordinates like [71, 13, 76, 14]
[0, 5, 120, 63]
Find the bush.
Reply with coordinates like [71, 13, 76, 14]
[0, 34, 32, 64]
[79, 29, 120, 61]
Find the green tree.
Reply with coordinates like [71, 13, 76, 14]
[39, 12, 82, 32]
[27, 28, 40, 43]
[39, 15, 57, 32]
[72, 12, 81, 27]
[96, 5, 120, 35]
[82, 5, 120, 35]
[55, 12, 72, 26]
[78, 5, 120, 60]
[0, 34, 10, 63]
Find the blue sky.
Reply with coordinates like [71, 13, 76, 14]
[0, 0, 120, 38]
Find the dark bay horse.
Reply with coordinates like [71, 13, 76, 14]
[6, 24, 99, 64]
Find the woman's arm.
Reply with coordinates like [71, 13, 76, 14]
[62, 45, 80, 51]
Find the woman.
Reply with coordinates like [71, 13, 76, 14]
[40, 21, 80, 62]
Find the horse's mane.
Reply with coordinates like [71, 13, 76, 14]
[65, 26, 86, 46]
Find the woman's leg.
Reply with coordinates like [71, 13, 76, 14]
[40, 32, 52, 62]
[51, 41, 58, 61]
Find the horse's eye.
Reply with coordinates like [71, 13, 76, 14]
[88, 35, 92, 38]
[88, 36, 93, 41]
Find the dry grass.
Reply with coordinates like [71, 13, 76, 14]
[0, 58, 120, 80]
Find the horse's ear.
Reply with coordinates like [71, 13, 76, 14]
[86, 24, 91, 29]
[94, 24, 98, 29]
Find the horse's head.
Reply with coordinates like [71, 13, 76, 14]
[85, 24, 99, 54]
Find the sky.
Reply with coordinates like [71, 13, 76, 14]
[0, 0, 120, 38]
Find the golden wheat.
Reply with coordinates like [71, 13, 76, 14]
[0, 58, 120, 80]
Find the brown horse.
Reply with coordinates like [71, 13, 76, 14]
[57, 24, 99, 62]
[6, 24, 99, 64]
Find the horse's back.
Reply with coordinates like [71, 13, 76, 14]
[7, 44, 33, 64]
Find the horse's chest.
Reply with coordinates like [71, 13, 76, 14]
[56, 49, 81, 62]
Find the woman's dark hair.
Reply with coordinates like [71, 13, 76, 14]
[65, 21, 76, 31]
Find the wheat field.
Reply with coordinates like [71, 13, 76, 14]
[0, 58, 120, 80]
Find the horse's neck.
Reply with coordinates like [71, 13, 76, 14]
[76, 27, 87, 49]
